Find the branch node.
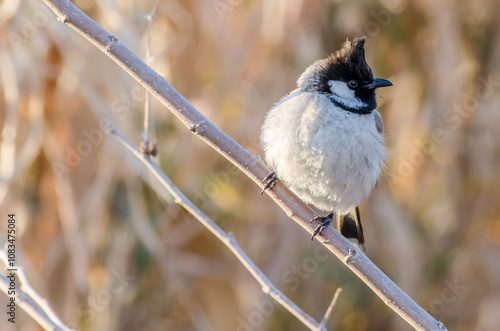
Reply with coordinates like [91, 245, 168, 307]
[140, 141, 158, 156]
[437, 321, 448, 330]
[105, 35, 119, 52]
[261, 285, 271, 295]
[58, 15, 70, 24]
[344, 247, 357, 264]
[189, 121, 205, 134]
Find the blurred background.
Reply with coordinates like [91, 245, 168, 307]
[1, 0, 499, 330]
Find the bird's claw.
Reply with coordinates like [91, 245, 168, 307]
[261, 172, 278, 195]
[310, 213, 335, 240]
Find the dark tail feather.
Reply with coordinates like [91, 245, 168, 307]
[339, 206, 366, 251]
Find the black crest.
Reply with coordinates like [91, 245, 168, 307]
[297, 37, 374, 94]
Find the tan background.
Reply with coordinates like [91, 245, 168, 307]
[1, 0, 499, 330]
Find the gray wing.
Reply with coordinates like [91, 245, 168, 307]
[374, 110, 384, 134]
[373, 110, 384, 189]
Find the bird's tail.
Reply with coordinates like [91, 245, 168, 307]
[338, 206, 366, 252]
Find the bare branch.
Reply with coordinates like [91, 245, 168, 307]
[141, 7, 156, 156]
[0, 251, 73, 331]
[40, 1, 448, 330]
[109, 126, 325, 331]
[319, 287, 342, 328]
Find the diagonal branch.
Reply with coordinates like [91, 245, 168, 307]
[41, 1, 447, 330]
[109, 126, 325, 331]
[0, 251, 73, 331]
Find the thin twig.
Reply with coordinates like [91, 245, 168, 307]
[0, 251, 73, 331]
[141, 7, 156, 155]
[109, 126, 325, 331]
[319, 287, 342, 329]
[41, 1, 447, 330]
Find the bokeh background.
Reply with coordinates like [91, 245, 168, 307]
[1, 0, 500, 330]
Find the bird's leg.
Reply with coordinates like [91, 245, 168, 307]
[310, 212, 335, 240]
[261, 171, 278, 195]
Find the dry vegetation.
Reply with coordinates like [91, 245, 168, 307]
[1, 0, 500, 330]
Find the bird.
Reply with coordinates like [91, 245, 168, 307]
[260, 37, 392, 251]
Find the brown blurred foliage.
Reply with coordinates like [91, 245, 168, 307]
[1, 0, 500, 330]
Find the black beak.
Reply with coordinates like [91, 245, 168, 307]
[362, 78, 393, 90]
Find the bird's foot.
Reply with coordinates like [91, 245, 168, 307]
[310, 213, 335, 240]
[261, 172, 278, 195]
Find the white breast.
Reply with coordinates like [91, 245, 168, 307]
[261, 91, 386, 213]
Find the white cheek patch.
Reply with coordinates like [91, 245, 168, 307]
[328, 80, 355, 98]
[327, 80, 367, 109]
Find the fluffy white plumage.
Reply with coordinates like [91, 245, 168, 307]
[260, 87, 386, 215]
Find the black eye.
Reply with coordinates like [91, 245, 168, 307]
[348, 80, 358, 88]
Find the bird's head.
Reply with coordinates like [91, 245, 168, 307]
[297, 37, 392, 114]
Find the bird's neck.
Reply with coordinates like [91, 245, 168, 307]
[328, 96, 374, 115]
